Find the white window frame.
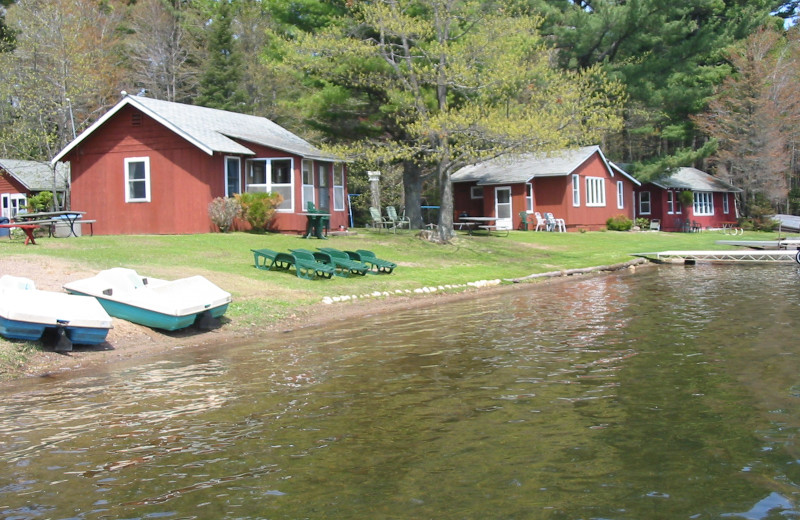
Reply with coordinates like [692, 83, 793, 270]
[572, 174, 580, 207]
[525, 182, 534, 213]
[225, 156, 241, 197]
[694, 192, 714, 216]
[723, 192, 730, 214]
[245, 157, 294, 212]
[333, 163, 345, 212]
[616, 181, 624, 209]
[302, 159, 315, 210]
[470, 186, 483, 199]
[639, 191, 651, 215]
[124, 157, 151, 203]
[1, 193, 26, 218]
[666, 190, 674, 214]
[585, 177, 606, 207]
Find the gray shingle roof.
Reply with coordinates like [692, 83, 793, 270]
[53, 94, 338, 164]
[651, 167, 742, 192]
[451, 145, 639, 186]
[0, 159, 68, 191]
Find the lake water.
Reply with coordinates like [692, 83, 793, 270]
[2, 264, 800, 519]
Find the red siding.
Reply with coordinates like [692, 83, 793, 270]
[0, 170, 28, 195]
[452, 151, 638, 231]
[64, 105, 348, 235]
[638, 185, 737, 231]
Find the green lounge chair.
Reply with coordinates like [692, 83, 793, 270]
[316, 247, 371, 277]
[369, 206, 392, 232]
[289, 249, 335, 280]
[386, 206, 410, 231]
[344, 249, 397, 274]
[251, 248, 295, 271]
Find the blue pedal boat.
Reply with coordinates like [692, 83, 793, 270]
[0, 275, 112, 350]
[63, 268, 231, 331]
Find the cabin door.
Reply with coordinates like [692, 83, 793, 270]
[494, 187, 512, 230]
[1, 193, 26, 219]
[317, 163, 330, 211]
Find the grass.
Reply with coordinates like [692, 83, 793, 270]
[0, 227, 786, 374]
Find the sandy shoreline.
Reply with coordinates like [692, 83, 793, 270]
[0, 255, 649, 382]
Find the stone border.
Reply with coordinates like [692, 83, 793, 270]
[320, 258, 649, 305]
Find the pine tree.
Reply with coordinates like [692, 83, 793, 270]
[528, 0, 788, 170]
[289, 0, 625, 239]
[195, 1, 248, 112]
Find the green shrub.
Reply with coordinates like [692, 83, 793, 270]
[235, 192, 283, 231]
[741, 216, 779, 232]
[208, 197, 242, 232]
[26, 191, 54, 212]
[635, 217, 650, 229]
[606, 214, 633, 231]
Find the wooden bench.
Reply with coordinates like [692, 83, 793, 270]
[0, 224, 40, 245]
[478, 225, 509, 237]
[454, 221, 476, 233]
[74, 220, 96, 236]
[13, 218, 96, 237]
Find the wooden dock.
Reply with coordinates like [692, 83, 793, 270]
[716, 239, 800, 250]
[632, 250, 800, 264]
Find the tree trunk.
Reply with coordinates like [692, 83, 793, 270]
[437, 164, 454, 241]
[403, 160, 423, 229]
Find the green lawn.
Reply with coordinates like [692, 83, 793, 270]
[0, 227, 786, 373]
[1, 226, 783, 315]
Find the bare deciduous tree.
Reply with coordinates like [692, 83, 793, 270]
[126, 0, 202, 103]
[0, 0, 126, 160]
[694, 27, 800, 214]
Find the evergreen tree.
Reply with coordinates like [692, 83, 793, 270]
[195, 1, 248, 112]
[289, 0, 625, 239]
[525, 0, 789, 173]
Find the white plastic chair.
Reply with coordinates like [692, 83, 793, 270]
[649, 219, 661, 231]
[545, 212, 566, 232]
[533, 212, 547, 231]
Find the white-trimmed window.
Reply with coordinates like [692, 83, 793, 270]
[694, 192, 714, 215]
[1, 193, 26, 218]
[225, 156, 241, 197]
[470, 185, 483, 199]
[639, 191, 651, 215]
[616, 181, 624, 209]
[333, 163, 345, 211]
[125, 157, 150, 203]
[666, 190, 674, 214]
[302, 160, 314, 210]
[585, 177, 606, 207]
[245, 158, 294, 211]
[526, 182, 534, 212]
[723, 193, 730, 214]
[572, 174, 580, 206]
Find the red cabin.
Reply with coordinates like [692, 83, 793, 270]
[451, 146, 640, 231]
[52, 95, 348, 235]
[634, 167, 741, 232]
[0, 159, 69, 219]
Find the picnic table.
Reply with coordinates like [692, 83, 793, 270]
[0, 223, 40, 245]
[720, 221, 743, 235]
[459, 216, 510, 236]
[13, 211, 94, 237]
